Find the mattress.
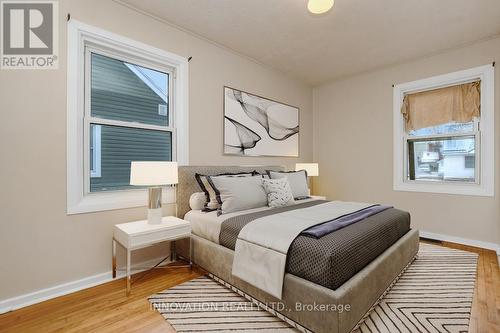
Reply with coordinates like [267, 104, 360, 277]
[185, 199, 411, 291]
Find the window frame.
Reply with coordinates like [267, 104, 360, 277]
[67, 20, 189, 214]
[393, 65, 494, 196]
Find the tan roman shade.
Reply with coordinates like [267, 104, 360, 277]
[401, 81, 480, 131]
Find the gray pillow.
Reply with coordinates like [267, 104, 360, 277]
[267, 170, 309, 199]
[195, 172, 254, 210]
[262, 178, 295, 208]
[208, 175, 268, 215]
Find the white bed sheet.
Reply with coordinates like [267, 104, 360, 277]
[184, 198, 319, 244]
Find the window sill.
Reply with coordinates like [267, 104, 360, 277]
[67, 187, 176, 215]
[394, 181, 493, 197]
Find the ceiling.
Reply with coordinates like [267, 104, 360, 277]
[120, 0, 500, 85]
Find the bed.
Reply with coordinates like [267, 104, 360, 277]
[176, 165, 419, 333]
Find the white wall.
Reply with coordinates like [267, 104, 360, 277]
[313, 36, 500, 248]
[0, 0, 313, 302]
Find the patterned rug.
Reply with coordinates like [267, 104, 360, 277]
[149, 244, 478, 333]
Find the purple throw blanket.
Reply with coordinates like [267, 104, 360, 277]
[301, 205, 392, 239]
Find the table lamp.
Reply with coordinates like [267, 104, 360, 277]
[130, 161, 178, 225]
[295, 163, 319, 195]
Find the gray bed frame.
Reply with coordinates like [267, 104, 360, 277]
[177, 166, 419, 333]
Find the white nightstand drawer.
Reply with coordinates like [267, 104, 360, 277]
[128, 224, 191, 249]
[114, 216, 191, 249]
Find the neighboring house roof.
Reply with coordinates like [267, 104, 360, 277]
[125, 64, 168, 102]
[92, 53, 167, 104]
[443, 150, 475, 157]
[442, 139, 475, 156]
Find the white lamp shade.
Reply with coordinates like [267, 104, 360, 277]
[295, 163, 319, 177]
[130, 161, 178, 186]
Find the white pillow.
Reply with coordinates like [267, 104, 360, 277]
[189, 192, 207, 211]
[267, 170, 309, 199]
[262, 178, 295, 208]
[208, 175, 268, 215]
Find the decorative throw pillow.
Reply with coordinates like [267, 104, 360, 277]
[207, 175, 268, 215]
[267, 170, 309, 199]
[262, 178, 295, 208]
[189, 192, 207, 211]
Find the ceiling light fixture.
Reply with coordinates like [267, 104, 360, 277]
[307, 0, 334, 14]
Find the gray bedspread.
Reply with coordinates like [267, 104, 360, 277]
[219, 200, 410, 290]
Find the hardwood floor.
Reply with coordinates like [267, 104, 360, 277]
[0, 266, 204, 333]
[426, 241, 500, 333]
[0, 242, 498, 333]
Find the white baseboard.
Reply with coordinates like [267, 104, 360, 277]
[0, 256, 172, 315]
[420, 230, 500, 255]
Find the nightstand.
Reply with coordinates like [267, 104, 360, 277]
[113, 216, 191, 295]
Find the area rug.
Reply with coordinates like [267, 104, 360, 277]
[149, 244, 478, 333]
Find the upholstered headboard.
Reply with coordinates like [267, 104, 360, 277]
[177, 165, 285, 218]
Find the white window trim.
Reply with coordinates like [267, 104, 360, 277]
[393, 64, 494, 197]
[90, 124, 101, 178]
[67, 20, 189, 215]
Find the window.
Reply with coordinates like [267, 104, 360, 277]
[86, 51, 173, 192]
[464, 155, 475, 169]
[407, 122, 477, 183]
[393, 65, 494, 196]
[67, 20, 189, 214]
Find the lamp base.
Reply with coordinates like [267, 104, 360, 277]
[147, 208, 162, 224]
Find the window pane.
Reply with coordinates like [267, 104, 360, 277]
[90, 124, 101, 177]
[408, 121, 474, 137]
[90, 127, 94, 171]
[90, 124, 172, 192]
[408, 135, 475, 182]
[91, 53, 169, 126]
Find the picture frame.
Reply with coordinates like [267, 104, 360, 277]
[223, 86, 299, 157]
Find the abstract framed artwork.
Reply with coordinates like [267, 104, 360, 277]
[223, 86, 299, 157]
